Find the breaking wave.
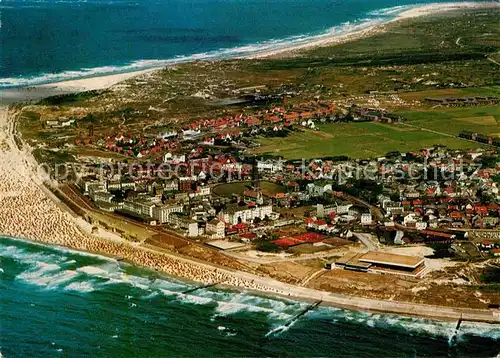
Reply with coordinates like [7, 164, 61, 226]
[2, 236, 500, 343]
[0, 10, 404, 89]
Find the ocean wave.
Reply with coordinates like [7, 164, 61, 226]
[265, 319, 298, 337]
[177, 293, 214, 306]
[459, 322, 500, 341]
[64, 281, 95, 293]
[17, 264, 79, 288]
[368, 4, 418, 16]
[0, 244, 68, 265]
[5, 238, 499, 341]
[0, 15, 388, 89]
[211, 292, 300, 322]
[77, 265, 109, 276]
[305, 306, 464, 340]
[0, 236, 114, 262]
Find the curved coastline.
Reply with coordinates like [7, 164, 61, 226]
[1, 1, 499, 90]
[1, 1, 500, 325]
[0, 104, 499, 324]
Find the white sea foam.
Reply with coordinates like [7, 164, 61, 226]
[265, 318, 298, 337]
[305, 307, 465, 340]
[177, 293, 214, 306]
[0, 244, 67, 265]
[368, 4, 418, 16]
[1, 236, 113, 262]
[17, 264, 79, 289]
[140, 292, 159, 300]
[459, 322, 500, 340]
[159, 288, 178, 297]
[77, 265, 108, 276]
[151, 278, 189, 292]
[64, 281, 95, 293]
[215, 301, 275, 317]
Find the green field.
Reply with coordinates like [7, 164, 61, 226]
[213, 181, 285, 198]
[251, 118, 490, 159]
[396, 105, 500, 136]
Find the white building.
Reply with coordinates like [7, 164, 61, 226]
[361, 213, 373, 225]
[152, 204, 184, 224]
[307, 183, 333, 197]
[164, 152, 186, 163]
[219, 205, 273, 225]
[189, 186, 211, 198]
[317, 203, 352, 217]
[416, 221, 428, 230]
[187, 222, 199, 237]
[206, 219, 225, 239]
[163, 179, 179, 192]
[123, 199, 155, 218]
[94, 192, 114, 203]
[169, 213, 199, 237]
[257, 161, 283, 173]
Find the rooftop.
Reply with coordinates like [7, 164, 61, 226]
[359, 251, 424, 268]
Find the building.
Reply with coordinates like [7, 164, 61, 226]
[93, 191, 114, 204]
[334, 251, 426, 278]
[205, 219, 225, 239]
[169, 213, 199, 237]
[190, 186, 211, 198]
[163, 180, 179, 192]
[361, 213, 373, 225]
[123, 198, 156, 218]
[164, 153, 186, 163]
[219, 204, 273, 225]
[257, 160, 283, 173]
[317, 203, 351, 217]
[46, 118, 75, 129]
[152, 203, 184, 223]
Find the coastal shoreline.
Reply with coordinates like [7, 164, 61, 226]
[1, 1, 499, 99]
[1, 2, 500, 325]
[0, 106, 498, 324]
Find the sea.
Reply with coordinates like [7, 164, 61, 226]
[2, 1, 500, 356]
[1, 236, 500, 357]
[0, 0, 487, 88]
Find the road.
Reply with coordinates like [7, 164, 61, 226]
[339, 192, 384, 220]
[353, 232, 380, 251]
[224, 250, 345, 264]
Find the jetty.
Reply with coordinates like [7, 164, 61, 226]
[286, 300, 322, 327]
[182, 282, 220, 294]
[449, 314, 464, 345]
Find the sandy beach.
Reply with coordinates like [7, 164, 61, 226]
[0, 105, 499, 323]
[1, 0, 500, 323]
[248, 1, 500, 59]
[1, 1, 498, 103]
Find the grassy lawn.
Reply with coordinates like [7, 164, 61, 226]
[396, 105, 500, 136]
[250, 121, 487, 160]
[213, 181, 285, 198]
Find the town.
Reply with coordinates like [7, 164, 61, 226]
[33, 95, 499, 285]
[7, 6, 500, 315]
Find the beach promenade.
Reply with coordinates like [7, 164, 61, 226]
[0, 105, 499, 324]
